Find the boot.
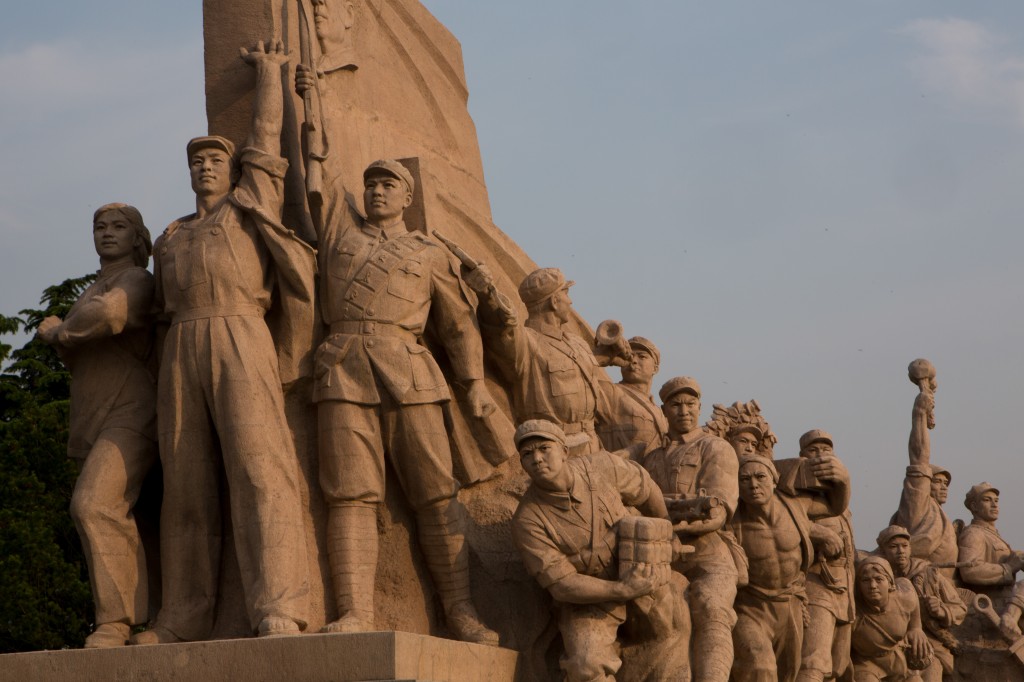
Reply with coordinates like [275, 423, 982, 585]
[321, 504, 378, 633]
[417, 498, 499, 647]
[84, 622, 130, 648]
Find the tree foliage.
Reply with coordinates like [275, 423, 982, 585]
[0, 275, 95, 652]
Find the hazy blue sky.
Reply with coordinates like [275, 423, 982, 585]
[3, 2, 1024, 546]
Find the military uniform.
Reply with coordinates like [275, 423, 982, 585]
[314, 214, 484, 509]
[596, 381, 668, 457]
[801, 513, 856, 682]
[314, 160, 495, 642]
[957, 521, 1019, 587]
[892, 465, 957, 581]
[153, 147, 315, 640]
[481, 315, 611, 455]
[513, 450, 686, 682]
[644, 429, 740, 682]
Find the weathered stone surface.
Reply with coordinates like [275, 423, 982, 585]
[0, 632, 521, 682]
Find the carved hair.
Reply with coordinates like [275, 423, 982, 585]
[93, 203, 153, 268]
[704, 400, 777, 457]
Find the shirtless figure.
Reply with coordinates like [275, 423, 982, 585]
[730, 455, 850, 682]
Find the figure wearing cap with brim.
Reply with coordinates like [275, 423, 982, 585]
[728, 454, 851, 682]
[595, 336, 670, 459]
[641, 376, 740, 682]
[957, 482, 1024, 638]
[703, 400, 777, 460]
[850, 555, 933, 679]
[890, 358, 957, 583]
[510, 419, 690, 682]
[774, 429, 854, 682]
[137, 41, 316, 644]
[874, 524, 965, 682]
[307, 152, 499, 642]
[463, 263, 614, 457]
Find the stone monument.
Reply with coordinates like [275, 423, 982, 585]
[9, 4, 1024, 682]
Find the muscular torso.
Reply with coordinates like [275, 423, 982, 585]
[739, 497, 804, 591]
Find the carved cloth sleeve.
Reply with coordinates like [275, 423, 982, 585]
[957, 524, 1015, 586]
[512, 453, 653, 590]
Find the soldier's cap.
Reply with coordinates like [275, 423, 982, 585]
[876, 525, 911, 548]
[659, 376, 701, 403]
[627, 336, 660, 365]
[857, 555, 895, 587]
[363, 159, 415, 194]
[518, 268, 574, 307]
[729, 423, 764, 440]
[738, 454, 779, 483]
[798, 429, 833, 452]
[514, 419, 566, 450]
[186, 135, 236, 163]
[930, 464, 951, 483]
[965, 482, 999, 511]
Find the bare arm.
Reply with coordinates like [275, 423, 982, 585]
[909, 392, 932, 467]
[241, 41, 289, 155]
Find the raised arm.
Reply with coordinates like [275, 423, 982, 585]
[909, 391, 933, 467]
[240, 41, 290, 155]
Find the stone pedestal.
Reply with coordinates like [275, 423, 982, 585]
[0, 632, 521, 682]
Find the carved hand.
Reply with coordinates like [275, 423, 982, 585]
[295, 63, 315, 96]
[810, 525, 843, 559]
[36, 316, 62, 344]
[462, 261, 495, 295]
[922, 595, 944, 619]
[808, 455, 849, 484]
[1001, 605, 1023, 639]
[240, 40, 290, 69]
[465, 379, 497, 419]
[618, 562, 657, 600]
[906, 629, 933, 664]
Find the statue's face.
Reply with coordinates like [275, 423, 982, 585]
[738, 462, 775, 506]
[549, 288, 573, 324]
[729, 432, 760, 458]
[930, 475, 949, 505]
[311, 0, 354, 47]
[800, 441, 833, 459]
[93, 211, 136, 262]
[972, 491, 999, 523]
[189, 148, 233, 198]
[622, 349, 657, 386]
[883, 537, 912, 575]
[363, 173, 411, 223]
[663, 393, 700, 436]
[519, 439, 566, 490]
[858, 570, 891, 609]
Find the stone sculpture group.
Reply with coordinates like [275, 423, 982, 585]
[31, 2, 1024, 681]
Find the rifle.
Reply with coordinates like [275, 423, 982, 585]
[297, 0, 329, 207]
[432, 230, 515, 316]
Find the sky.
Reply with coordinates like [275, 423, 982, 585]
[2, 1, 1024, 547]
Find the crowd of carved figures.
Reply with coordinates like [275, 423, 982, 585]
[39, 41, 1024, 682]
